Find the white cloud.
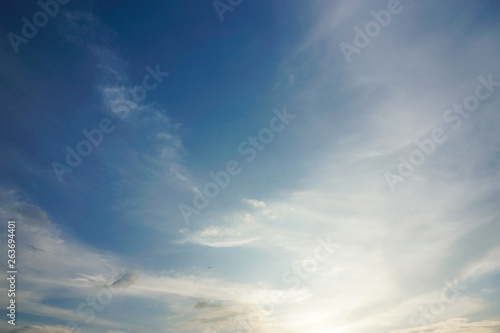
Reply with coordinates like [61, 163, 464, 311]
[390, 318, 500, 333]
[243, 198, 266, 208]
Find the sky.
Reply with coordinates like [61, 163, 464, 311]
[0, 0, 500, 332]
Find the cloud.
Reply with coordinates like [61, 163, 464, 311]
[106, 271, 140, 289]
[243, 198, 266, 208]
[0, 189, 130, 331]
[59, 9, 197, 197]
[174, 299, 282, 333]
[5, 325, 72, 333]
[63, 10, 118, 48]
[0, 188, 51, 227]
[2, 2, 500, 333]
[172, 1, 500, 332]
[194, 299, 219, 309]
[178, 225, 259, 248]
[390, 318, 500, 333]
[0, 188, 300, 332]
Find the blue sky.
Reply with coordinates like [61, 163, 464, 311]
[1, 0, 500, 332]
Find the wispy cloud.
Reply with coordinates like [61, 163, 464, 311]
[391, 318, 500, 333]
